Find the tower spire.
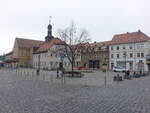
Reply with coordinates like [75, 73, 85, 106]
[49, 16, 52, 24]
[45, 16, 54, 42]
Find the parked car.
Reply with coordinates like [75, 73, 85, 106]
[113, 66, 128, 72]
[78, 66, 85, 70]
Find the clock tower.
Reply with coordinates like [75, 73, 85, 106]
[45, 16, 54, 42]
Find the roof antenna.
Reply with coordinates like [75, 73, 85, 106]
[49, 16, 52, 24]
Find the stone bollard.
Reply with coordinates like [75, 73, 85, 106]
[50, 72, 53, 83]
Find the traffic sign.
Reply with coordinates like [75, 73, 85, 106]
[59, 53, 65, 59]
[145, 61, 150, 64]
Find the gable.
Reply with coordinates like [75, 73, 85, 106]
[12, 39, 19, 58]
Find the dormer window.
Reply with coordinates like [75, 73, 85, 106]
[117, 46, 119, 50]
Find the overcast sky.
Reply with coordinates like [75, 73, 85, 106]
[0, 0, 150, 55]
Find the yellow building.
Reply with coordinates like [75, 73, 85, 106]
[12, 38, 44, 67]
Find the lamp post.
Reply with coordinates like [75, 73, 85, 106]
[37, 54, 40, 75]
[104, 56, 108, 86]
[59, 53, 65, 83]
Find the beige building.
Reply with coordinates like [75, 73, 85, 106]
[12, 38, 43, 67]
[81, 41, 110, 70]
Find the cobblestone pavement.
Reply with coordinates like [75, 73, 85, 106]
[0, 69, 150, 113]
[7, 68, 124, 86]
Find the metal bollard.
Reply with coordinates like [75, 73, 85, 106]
[50, 72, 53, 83]
[43, 73, 45, 81]
[32, 71, 34, 78]
[104, 76, 107, 86]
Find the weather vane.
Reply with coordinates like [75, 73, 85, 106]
[49, 16, 52, 24]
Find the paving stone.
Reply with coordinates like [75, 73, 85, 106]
[0, 69, 150, 113]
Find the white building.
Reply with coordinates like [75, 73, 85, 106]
[33, 38, 71, 70]
[47, 44, 71, 70]
[109, 30, 150, 71]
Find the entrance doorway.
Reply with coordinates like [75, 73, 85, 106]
[89, 60, 100, 69]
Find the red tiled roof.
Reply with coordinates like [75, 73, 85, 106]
[90, 41, 111, 47]
[35, 38, 65, 53]
[16, 38, 44, 48]
[5, 51, 13, 56]
[71, 42, 90, 49]
[111, 31, 150, 45]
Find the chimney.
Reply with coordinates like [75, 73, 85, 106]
[138, 29, 141, 32]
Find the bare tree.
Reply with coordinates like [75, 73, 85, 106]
[58, 21, 91, 76]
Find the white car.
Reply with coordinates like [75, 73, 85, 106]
[113, 66, 128, 72]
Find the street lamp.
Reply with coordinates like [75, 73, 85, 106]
[59, 52, 65, 84]
[37, 54, 40, 75]
[104, 56, 108, 86]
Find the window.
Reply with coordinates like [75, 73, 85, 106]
[129, 45, 133, 49]
[130, 53, 133, 58]
[137, 53, 140, 57]
[137, 44, 144, 49]
[95, 55, 97, 58]
[141, 53, 144, 58]
[123, 52, 127, 58]
[139, 60, 143, 63]
[117, 54, 119, 58]
[111, 54, 114, 58]
[141, 44, 144, 49]
[111, 47, 113, 50]
[117, 46, 119, 50]
[55, 62, 58, 65]
[122, 46, 126, 49]
[50, 62, 53, 66]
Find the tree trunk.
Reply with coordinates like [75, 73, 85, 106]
[72, 61, 74, 77]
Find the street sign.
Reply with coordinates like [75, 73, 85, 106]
[146, 54, 150, 64]
[102, 63, 107, 66]
[59, 53, 65, 59]
[145, 61, 150, 64]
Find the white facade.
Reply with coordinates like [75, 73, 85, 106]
[47, 44, 71, 70]
[109, 41, 150, 71]
[33, 52, 48, 69]
[33, 44, 71, 70]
